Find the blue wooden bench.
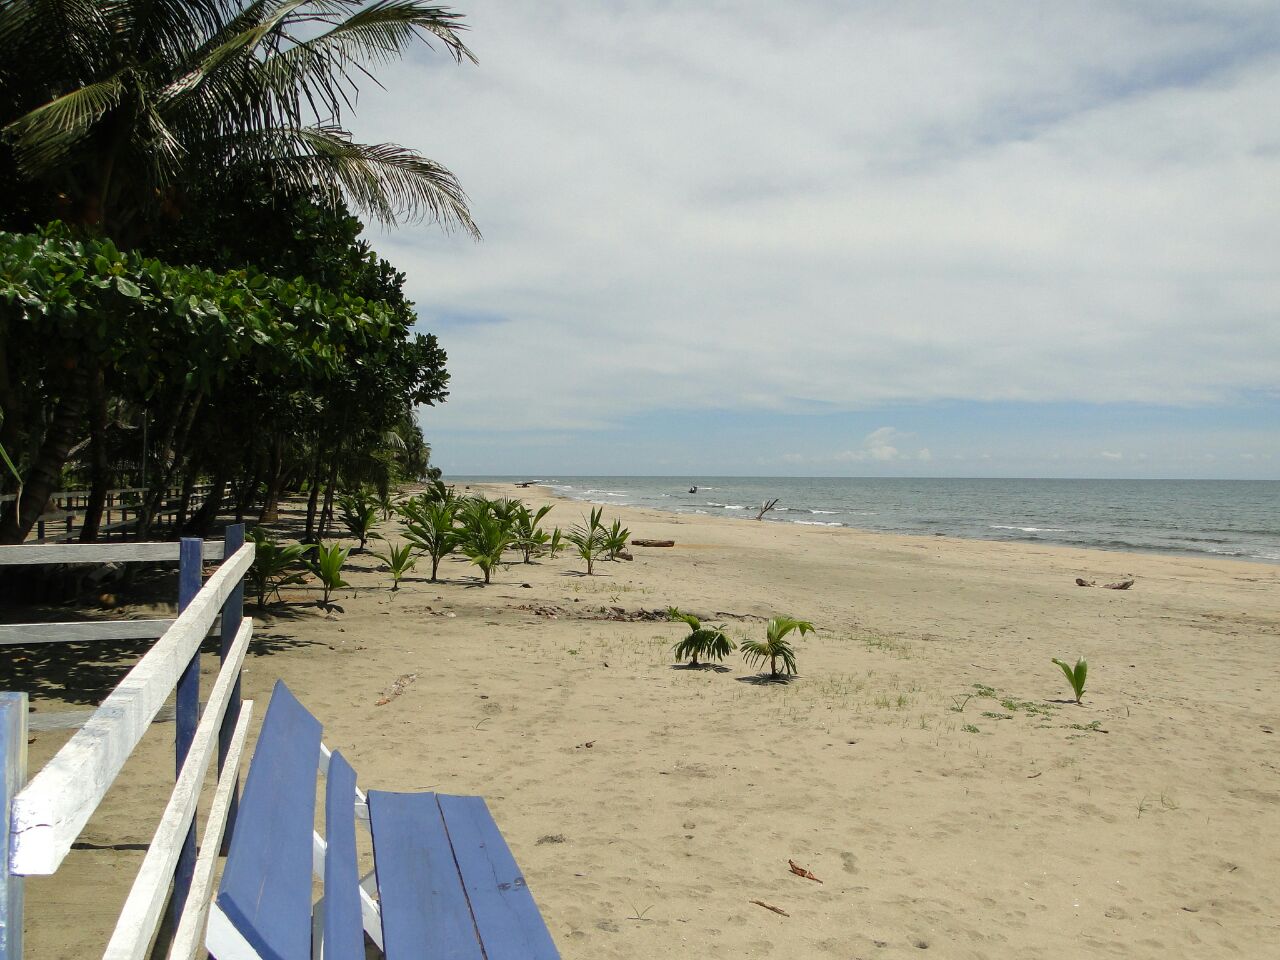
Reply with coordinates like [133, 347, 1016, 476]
[206, 681, 559, 960]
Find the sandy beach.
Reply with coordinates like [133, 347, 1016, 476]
[16, 482, 1280, 959]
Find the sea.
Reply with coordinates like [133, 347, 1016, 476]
[452, 476, 1280, 565]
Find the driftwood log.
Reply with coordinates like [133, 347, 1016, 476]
[631, 539, 675, 547]
[1076, 577, 1135, 590]
[756, 498, 780, 520]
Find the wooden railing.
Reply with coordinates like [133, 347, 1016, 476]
[0, 524, 255, 960]
[0, 484, 216, 544]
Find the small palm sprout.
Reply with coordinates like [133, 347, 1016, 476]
[603, 519, 631, 560]
[1052, 657, 1088, 704]
[373, 541, 419, 591]
[547, 527, 565, 559]
[459, 507, 514, 584]
[668, 607, 735, 667]
[513, 503, 554, 563]
[399, 496, 460, 581]
[566, 507, 608, 575]
[338, 491, 381, 551]
[308, 542, 351, 606]
[247, 528, 310, 609]
[740, 616, 815, 679]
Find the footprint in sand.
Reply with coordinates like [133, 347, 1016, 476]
[841, 851, 858, 874]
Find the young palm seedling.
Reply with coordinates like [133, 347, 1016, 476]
[668, 607, 735, 667]
[399, 496, 460, 581]
[373, 540, 419, 591]
[513, 503, 554, 563]
[460, 507, 514, 584]
[603, 518, 631, 560]
[566, 507, 607, 575]
[547, 527, 565, 559]
[1052, 656, 1088, 704]
[247, 527, 310, 609]
[338, 491, 380, 551]
[740, 616, 816, 679]
[308, 542, 351, 606]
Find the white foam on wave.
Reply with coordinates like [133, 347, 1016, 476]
[990, 524, 1068, 533]
[811, 509, 839, 515]
[794, 520, 842, 526]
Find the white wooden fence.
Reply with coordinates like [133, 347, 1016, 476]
[0, 525, 255, 959]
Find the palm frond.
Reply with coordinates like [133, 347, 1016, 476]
[3, 77, 127, 172]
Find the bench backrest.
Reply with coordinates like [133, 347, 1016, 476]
[213, 681, 560, 960]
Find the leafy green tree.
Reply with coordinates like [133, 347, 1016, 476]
[0, 0, 474, 539]
[740, 617, 816, 679]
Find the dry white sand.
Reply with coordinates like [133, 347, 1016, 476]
[19, 482, 1280, 958]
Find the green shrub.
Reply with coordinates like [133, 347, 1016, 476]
[513, 503, 554, 563]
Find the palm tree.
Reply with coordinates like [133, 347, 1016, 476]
[0, 0, 478, 543]
[667, 608, 735, 668]
[0, 0, 480, 242]
[740, 617, 815, 679]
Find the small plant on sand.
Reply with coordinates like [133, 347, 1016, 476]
[547, 526, 565, 558]
[372, 540, 418, 590]
[1052, 656, 1088, 704]
[602, 518, 631, 560]
[513, 503, 554, 563]
[247, 528, 310, 608]
[308, 542, 351, 605]
[740, 616, 815, 679]
[566, 507, 607, 575]
[338, 491, 380, 551]
[399, 496, 460, 581]
[667, 607, 735, 667]
[459, 505, 514, 584]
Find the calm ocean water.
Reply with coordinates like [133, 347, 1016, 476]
[454, 476, 1280, 565]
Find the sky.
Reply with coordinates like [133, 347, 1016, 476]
[350, 0, 1280, 479]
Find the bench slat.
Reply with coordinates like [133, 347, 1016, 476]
[438, 794, 561, 959]
[368, 791, 484, 960]
[217, 681, 321, 960]
[322, 751, 365, 960]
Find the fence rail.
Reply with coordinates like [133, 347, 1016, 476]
[0, 524, 253, 959]
[2, 484, 217, 545]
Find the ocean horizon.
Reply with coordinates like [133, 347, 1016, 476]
[452, 475, 1280, 565]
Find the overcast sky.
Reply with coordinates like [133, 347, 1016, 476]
[353, 1, 1280, 479]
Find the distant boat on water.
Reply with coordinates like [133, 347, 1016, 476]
[689, 486, 698, 493]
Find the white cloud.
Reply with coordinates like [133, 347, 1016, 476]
[347, 1, 1280, 441]
[832, 427, 931, 463]
[1101, 451, 1124, 460]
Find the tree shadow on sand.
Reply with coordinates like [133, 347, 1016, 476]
[736, 673, 799, 686]
[670, 663, 732, 674]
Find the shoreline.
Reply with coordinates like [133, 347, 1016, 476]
[477, 479, 1280, 575]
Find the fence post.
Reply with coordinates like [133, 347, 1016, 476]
[217, 523, 245, 852]
[1, 692, 28, 960]
[172, 539, 203, 928]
